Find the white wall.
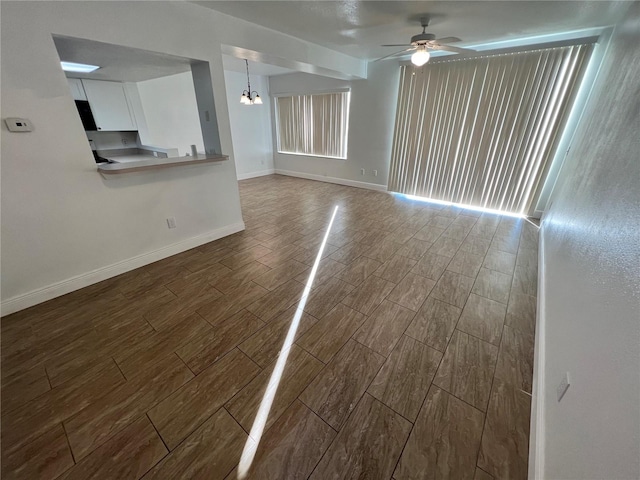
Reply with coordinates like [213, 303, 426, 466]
[536, 3, 640, 478]
[223, 70, 274, 178]
[86, 131, 138, 152]
[135, 71, 204, 156]
[0, 0, 364, 314]
[269, 61, 400, 188]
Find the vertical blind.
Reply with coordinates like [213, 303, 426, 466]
[388, 43, 593, 214]
[276, 91, 350, 159]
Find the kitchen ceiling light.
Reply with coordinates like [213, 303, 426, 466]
[411, 47, 430, 67]
[240, 59, 262, 105]
[60, 61, 100, 73]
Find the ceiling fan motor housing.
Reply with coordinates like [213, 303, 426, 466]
[411, 33, 436, 45]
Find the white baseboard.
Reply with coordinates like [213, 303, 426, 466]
[237, 169, 275, 180]
[274, 169, 388, 192]
[1, 222, 245, 317]
[529, 228, 546, 479]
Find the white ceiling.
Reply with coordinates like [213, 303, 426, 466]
[55, 2, 628, 83]
[54, 35, 296, 82]
[194, 1, 626, 60]
[221, 54, 295, 76]
[53, 35, 194, 82]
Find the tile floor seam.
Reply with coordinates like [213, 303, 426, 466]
[111, 356, 128, 381]
[292, 341, 329, 365]
[363, 388, 417, 427]
[304, 393, 376, 480]
[146, 412, 171, 453]
[351, 337, 410, 421]
[424, 259, 486, 422]
[451, 327, 502, 348]
[61, 420, 78, 466]
[44, 364, 54, 391]
[62, 359, 193, 462]
[300, 397, 340, 435]
[390, 382, 439, 479]
[431, 368, 492, 414]
[474, 313, 507, 473]
[223, 406, 252, 437]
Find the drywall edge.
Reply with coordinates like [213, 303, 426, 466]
[237, 169, 275, 180]
[529, 228, 547, 478]
[0, 222, 245, 316]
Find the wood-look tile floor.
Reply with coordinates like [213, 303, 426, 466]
[1, 175, 538, 479]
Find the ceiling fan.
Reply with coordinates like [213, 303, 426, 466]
[376, 16, 475, 66]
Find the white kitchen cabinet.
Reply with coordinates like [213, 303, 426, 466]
[67, 78, 87, 101]
[81, 79, 137, 131]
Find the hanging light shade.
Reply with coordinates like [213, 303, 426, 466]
[411, 46, 430, 67]
[240, 59, 262, 106]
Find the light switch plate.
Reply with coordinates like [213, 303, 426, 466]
[557, 372, 571, 402]
[5, 118, 33, 132]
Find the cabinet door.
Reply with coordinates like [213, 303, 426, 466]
[81, 79, 137, 131]
[67, 78, 87, 101]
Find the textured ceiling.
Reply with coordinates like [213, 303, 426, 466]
[54, 35, 296, 82]
[53, 36, 194, 82]
[195, 1, 626, 60]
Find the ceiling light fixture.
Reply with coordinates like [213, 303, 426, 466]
[411, 46, 431, 67]
[60, 61, 100, 73]
[240, 59, 262, 105]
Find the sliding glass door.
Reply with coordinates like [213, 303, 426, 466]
[389, 43, 593, 215]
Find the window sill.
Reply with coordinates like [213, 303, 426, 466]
[276, 151, 347, 161]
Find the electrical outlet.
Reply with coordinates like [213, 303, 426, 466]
[166, 217, 177, 229]
[557, 372, 570, 402]
[373, 170, 378, 177]
[360, 168, 365, 176]
[121, 137, 128, 145]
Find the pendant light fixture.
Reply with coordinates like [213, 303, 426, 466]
[240, 59, 262, 105]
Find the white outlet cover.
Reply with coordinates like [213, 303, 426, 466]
[166, 217, 177, 229]
[557, 372, 571, 402]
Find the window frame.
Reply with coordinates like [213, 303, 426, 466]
[273, 88, 351, 160]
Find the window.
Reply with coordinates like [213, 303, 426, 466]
[275, 91, 350, 159]
[388, 43, 593, 215]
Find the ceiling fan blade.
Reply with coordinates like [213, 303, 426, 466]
[431, 43, 476, 54]
[436, 36, 462, 44]
[374, 47, 415, 62]
[381, 44, 414, 47]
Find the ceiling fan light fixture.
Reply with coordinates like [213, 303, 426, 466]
[411, 47, 430, 67]
[375, 18, 474, 64]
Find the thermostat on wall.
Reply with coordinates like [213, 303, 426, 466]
[5, 118, 33, 132]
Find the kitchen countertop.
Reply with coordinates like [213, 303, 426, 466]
[98, 153, 229, 175]
[105, 154, 160, 163]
